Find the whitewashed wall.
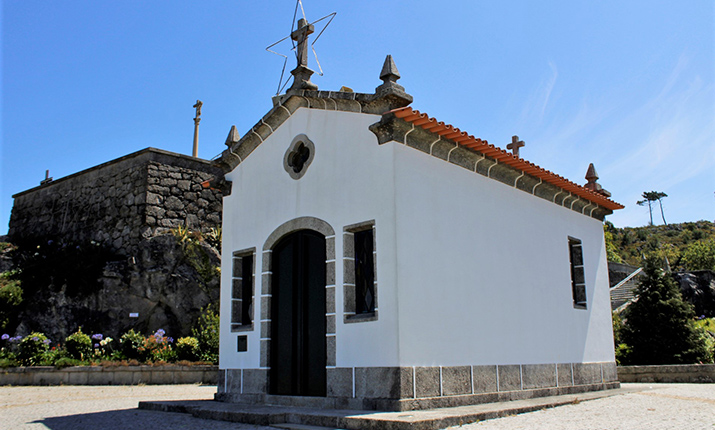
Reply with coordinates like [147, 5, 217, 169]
[392, 144, 615, 366]
[219, 109, 402, 370]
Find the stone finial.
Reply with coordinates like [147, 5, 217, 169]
[507, 135, 525, 158]
[225, 125, 240, 147]
[584, 163, 611, 197]
[380, 55, 401, 83]
[375, 55, 412, 105]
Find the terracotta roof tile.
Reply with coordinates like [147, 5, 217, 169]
[390, 106, 624, 211]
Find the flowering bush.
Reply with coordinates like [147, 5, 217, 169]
[18, 332, 50, 366]
[137, 329, 176, 362]
[192, 305, 219, 363]
[65, 328, 92, 360]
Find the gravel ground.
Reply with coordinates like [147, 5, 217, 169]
[455, 383, 715, 430]
[0, 384, 273, 430]
[1, 383, 713, 430]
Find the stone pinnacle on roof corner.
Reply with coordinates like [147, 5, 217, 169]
[375, 55, 412, 105]
[584, 163, 612, 198]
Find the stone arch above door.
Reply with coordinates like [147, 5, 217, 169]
[259, 217, 337, 374]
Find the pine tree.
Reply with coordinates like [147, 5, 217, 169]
[621, 255, 712, 365]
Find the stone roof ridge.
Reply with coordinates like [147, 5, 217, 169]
[369, 106, 624, 218]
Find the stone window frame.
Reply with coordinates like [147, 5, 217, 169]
[283, 134, 316, 180]
[343, 220, 378, 323]
[260, 217, 337, 371]
[231, 248, 256, 332]
[567, 237, 587, 309]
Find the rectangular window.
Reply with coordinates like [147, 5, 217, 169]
[568, 237, 587, 309]
[231, 250, 255, 331]
[343, 221, 378, 323]
[354, 229, 375, 314]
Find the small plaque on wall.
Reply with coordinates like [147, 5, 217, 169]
[237, 336, 248, 352]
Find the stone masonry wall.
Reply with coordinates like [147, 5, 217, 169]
[9, 148, 223, 256]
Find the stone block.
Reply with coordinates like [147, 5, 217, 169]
[217, 369, 226, 394]
[355, 367, 413, 400]
[226, 369, 242, 394]
[573, 362, 602, 385]
[442, 366, 471, 395]
[326, 261, 335, 285]
[472, 365, 498, 394]
[326, 314, 336, 335]
[602, 362, 618, 382]
[242, 369, 268, 394]
[327, 368, 353, 398]
[557, 363, 573, 387]
[498, 365, 521, 392]
[260, 340, 270, 368]
[522, 364, 557, 389]
[326, 336, 336, 367]
[415, 367, 440, 398]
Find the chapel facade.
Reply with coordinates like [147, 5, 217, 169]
[213, 18, 623, 411]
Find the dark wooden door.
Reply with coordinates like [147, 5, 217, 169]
[270, 230, 326, 396]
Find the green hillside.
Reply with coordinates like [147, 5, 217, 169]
[605, 220, 715, 269]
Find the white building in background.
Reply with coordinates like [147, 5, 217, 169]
[211, 48, 623, 411]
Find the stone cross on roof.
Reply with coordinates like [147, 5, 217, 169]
[507, 135, 525, 158]
[289, 17, 318, 91]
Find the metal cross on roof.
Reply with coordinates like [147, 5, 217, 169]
[507, 135, 525, 158]
[266, 0, 336, 94]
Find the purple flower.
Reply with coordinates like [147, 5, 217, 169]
[94, 343, 99, 348]
[155, 329, 166, 336]
[91, 333, 103, 340]
[10, 336, 22, 343]
[47, 240, 53, 245]
[32, 336, 39, 341]
[166, 337, 174, 344]
[43, 339, 51, 345]
[1, 334, 9, 340]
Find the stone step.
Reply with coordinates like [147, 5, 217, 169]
[271, 424, 348, 430]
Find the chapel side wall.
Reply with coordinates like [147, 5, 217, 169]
[8, 149, 223, 257]
[218, 109, 401, 373]
[392, 142, 616, 367]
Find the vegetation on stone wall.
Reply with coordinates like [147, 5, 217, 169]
[0, 271, 22, 331]
[614, 255, 714, 365]
[171, 226, 221, 293]
[605, 220, 715, 269]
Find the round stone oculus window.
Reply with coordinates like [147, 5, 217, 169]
[283, 134, 315, 180]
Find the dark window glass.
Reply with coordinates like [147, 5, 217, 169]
[231, 253, 253, 330]
[568, 238, 587, 308]
[354, 229, 375, 314]
[241, 255, 253, 325]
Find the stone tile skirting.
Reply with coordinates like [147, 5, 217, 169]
[216, 362, 619, 411]
[617, 364, 715, 383]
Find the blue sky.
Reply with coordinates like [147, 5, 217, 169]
[1, 0, 713, 234]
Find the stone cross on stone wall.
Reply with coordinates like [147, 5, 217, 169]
[507, 135, 525, 158]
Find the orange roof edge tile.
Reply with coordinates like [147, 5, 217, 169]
[387, 107, 624, 211]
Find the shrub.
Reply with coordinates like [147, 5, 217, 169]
[38, 348, 67, 366]
[65, 328, 92, 361]
[620, 256, 712, 364]
[175, 337, 200, 361]
[54, 357, 83, 369]
[0, 271, 23, 331]
[119, 329, 145, 360]
[0, 357, 19, 368]
[18, 332, 50, 366]
[681, 240, 715, 271]
[192, 306, 219, 363]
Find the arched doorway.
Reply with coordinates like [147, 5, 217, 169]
[269, 229, 327, 396]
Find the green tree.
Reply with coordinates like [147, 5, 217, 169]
[681, 240, 715, 271]
[620, 256, 712, 364]
[603, 224, 623, 263]
[637, 191, 667, 226]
